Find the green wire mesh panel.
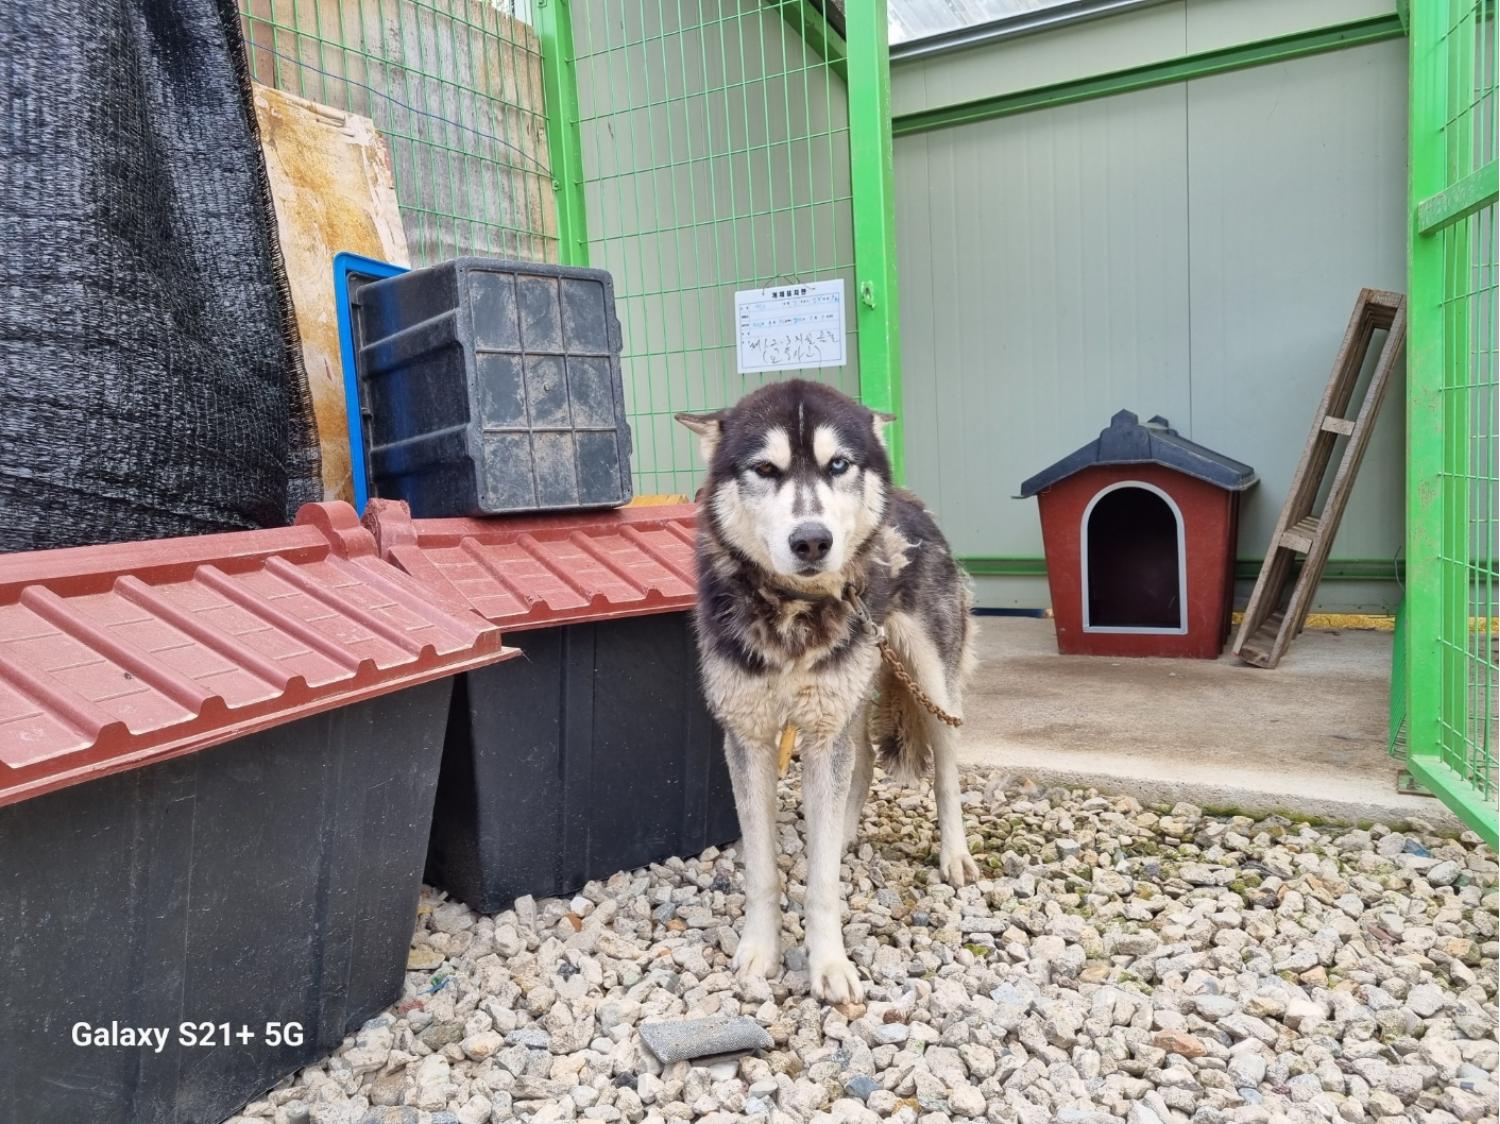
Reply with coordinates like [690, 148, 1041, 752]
[1407, 0, 1498, 844]
[1432, 0, 1496, 818]
[241, 0, 558, 265]
[568, 1, 858, 496]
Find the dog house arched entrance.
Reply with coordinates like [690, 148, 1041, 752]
[1080, 480, 1187, 634]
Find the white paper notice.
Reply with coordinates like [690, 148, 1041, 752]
[735, 280, 846, 374]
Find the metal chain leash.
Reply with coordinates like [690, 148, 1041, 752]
[875, 636, 963, 728]
[848, 590, 963, 729]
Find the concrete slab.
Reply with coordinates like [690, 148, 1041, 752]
[960, 617, 1461, 832]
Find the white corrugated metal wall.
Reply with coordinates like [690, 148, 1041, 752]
[894, 0, 1408, 611]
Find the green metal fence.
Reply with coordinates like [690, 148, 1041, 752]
[1407, 0, 1498, 845]
[544, 0, 903, 496]
[241, 0, 559, 265]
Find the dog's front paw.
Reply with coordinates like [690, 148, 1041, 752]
[809, 953, 864, 1004]
[940, 847, 981, 887]
[731, 933, 781, 981]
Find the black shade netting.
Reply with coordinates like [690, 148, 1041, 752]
[0, 0, 321, 552]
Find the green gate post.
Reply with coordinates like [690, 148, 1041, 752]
[1406, 0, 1447, 826]
[1406, 0, 1499, 847]
[846, 0, 905, 480]
[536, 0, 590, 267]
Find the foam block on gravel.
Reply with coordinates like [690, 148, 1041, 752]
[639, 1015, 773, 1063]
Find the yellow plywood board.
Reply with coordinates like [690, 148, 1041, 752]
[1231, 610, 1396, 632]
[254, 84, 409, 502]
[627, 494, 694, 507]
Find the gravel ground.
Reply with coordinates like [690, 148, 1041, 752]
[228, 770, 1498, 1124]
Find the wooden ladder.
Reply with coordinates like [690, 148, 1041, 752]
[1233, 289, 1407, 669]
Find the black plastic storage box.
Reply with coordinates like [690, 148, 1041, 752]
[351, 257, 634, 517]
[364, 500, 739, 914]
[0, 503, 511, 1124]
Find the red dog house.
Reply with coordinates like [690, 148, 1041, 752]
[1020, 411, 1257, 658]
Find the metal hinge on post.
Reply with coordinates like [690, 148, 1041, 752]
[1396, 770, 1437, 798]
[859, 281, 876, 309]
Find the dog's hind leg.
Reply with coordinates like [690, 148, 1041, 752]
[723, 731, 782, 981]
[931, 715, 979, 887]
[886, 612, 979, 886]
[843, 705, 874, 849]
[802, 730, 863, 1004]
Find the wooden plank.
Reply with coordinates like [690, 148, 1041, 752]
[1232, 290, 1407, 668]
[253, 84, 409, 503]
[1274, 296, 1407, 654]
[626, 494, 693, 507]
[1232, 292, 1370, 661]
[1237, 609, 1285, 667]
[1278, 516, 1321, 553]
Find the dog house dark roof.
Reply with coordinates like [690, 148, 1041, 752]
[1019, 410, 1258, 498]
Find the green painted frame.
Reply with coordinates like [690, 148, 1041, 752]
[848, 0, 907, 478]
[540, 0, 852, 271]
[769, 0, 849, 79]
[538, 1, 905, 484]
[536, 0, 589, 267]
[1405, 0, 1498, 847]
[892, 14, 1406, 137]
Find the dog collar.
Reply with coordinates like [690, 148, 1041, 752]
[762, 581, 847, 604]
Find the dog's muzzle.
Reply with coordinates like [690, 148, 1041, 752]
[788, 521, 832, 568]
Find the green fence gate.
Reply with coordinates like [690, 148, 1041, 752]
[1407, 0, 1498, 845]
[540, 0, 903, 497]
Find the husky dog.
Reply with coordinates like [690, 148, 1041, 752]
[676, 380, 977, 1004]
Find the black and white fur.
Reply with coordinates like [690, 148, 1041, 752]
[677, 380, 977, 1004]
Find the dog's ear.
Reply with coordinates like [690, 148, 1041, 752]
[675, 410, 727, 462]
[870, 409, 897, 448]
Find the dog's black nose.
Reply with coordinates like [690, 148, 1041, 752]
[789, 522, 833, 563]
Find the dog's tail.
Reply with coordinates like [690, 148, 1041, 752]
[868, 669, 933, 782]
[867, 593, 973, 782]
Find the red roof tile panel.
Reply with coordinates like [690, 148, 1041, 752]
[0, 502, 512, 807]
[362, 500, 699, 630]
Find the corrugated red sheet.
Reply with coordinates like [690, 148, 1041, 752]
[362, 500, 698, 630]
[0, 502, 511, 807]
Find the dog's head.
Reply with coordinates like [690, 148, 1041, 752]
[677, 380, 893, 584]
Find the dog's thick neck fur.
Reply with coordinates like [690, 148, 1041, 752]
[695, 512, 895, 673]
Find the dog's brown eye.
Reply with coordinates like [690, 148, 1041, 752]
[828, 456, 851, 475]
[752, 461, 779, 478]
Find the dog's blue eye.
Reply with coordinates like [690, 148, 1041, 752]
[752, 461, 779, 478]
[828, 456, 851, 475]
